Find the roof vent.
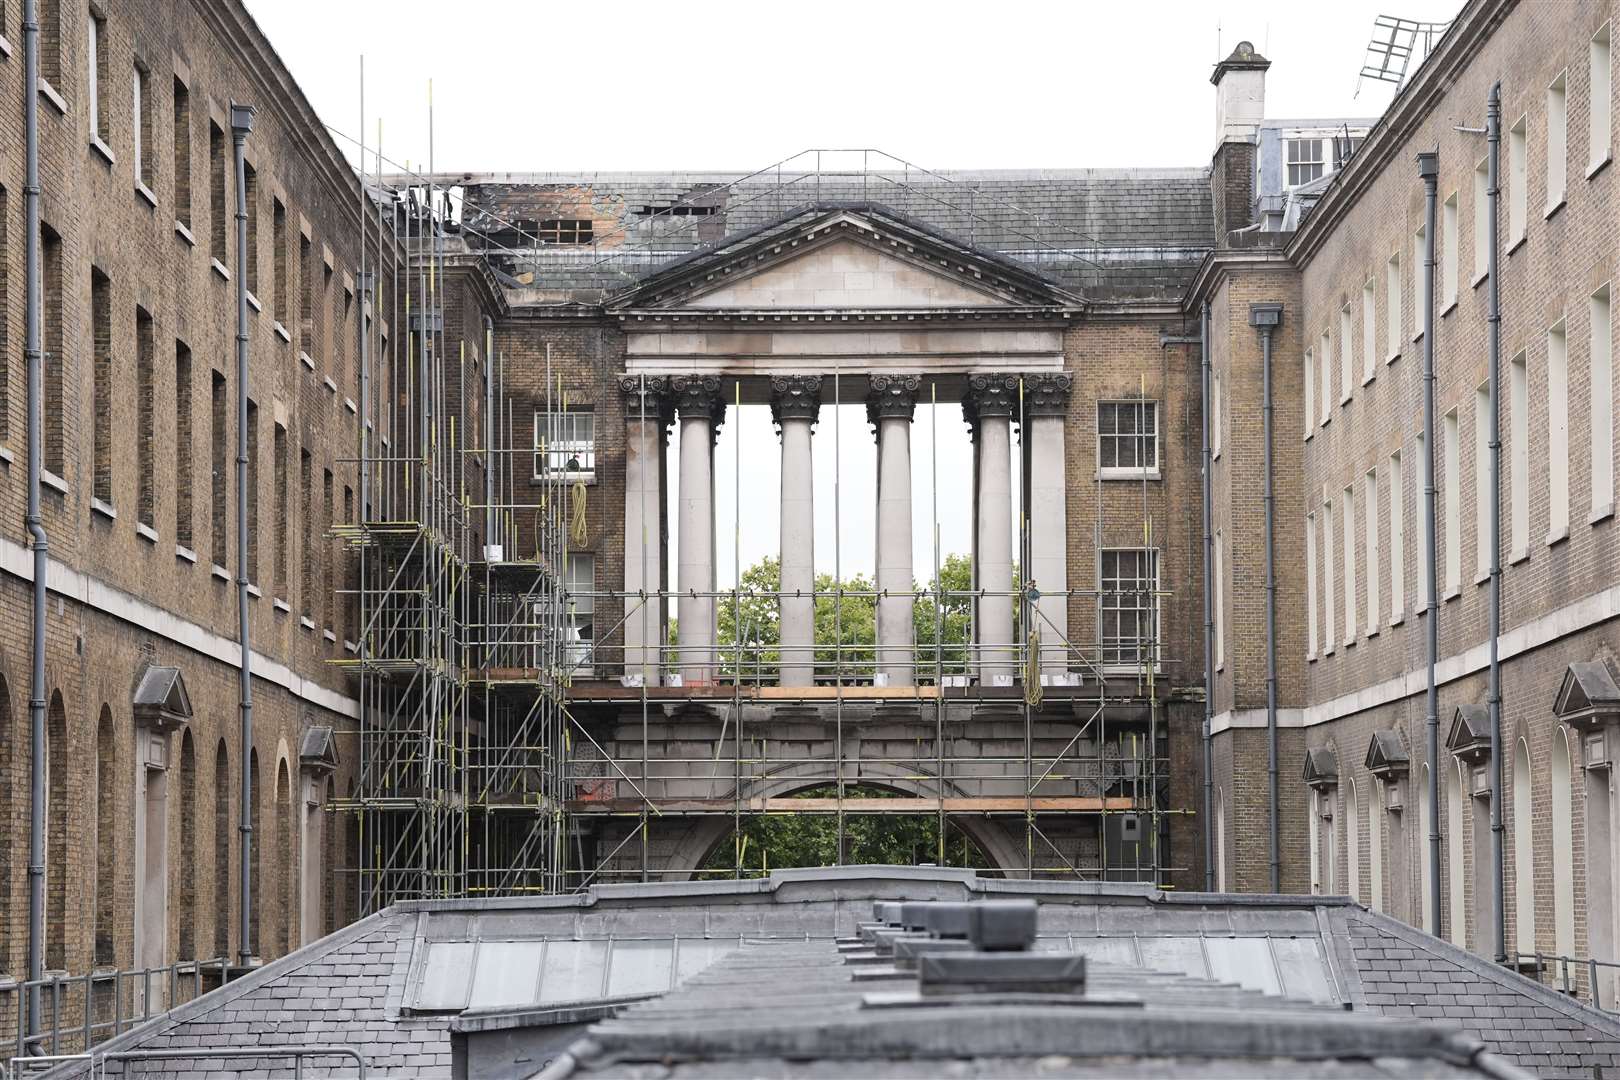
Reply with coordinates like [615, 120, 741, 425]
[915, 901, 1087, 996]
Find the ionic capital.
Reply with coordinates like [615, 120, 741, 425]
[1025, 372, 1074, 417]
[866, 374, 920, 425]
[965, 373, 1020, 420]
[618, 375, 672, 422]
[770, 374, 823, 426]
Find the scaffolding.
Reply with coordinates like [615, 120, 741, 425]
[331, 146, 1189, 909]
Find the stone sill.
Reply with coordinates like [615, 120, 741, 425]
[90, 498, 116, 522]
[322, 628, 337, 643]
[1387, 349, 1401, 366]
[89, 135, 115, 167]
[210, 258, 230, 281]
[344, 397, 357, 415]
[0, 445, 14, 467]
[1440, 298, 1458, 319]
[1362, 369, 1376, 388]
[246, 291, 262, 313]
[40, 469, 68, 496]
[1389, 614, 1404, 628]
[1543, 197, 1566, 221]
[1443, 587, 1461, 603]
[1474, 571, 1490, 587]
[39, 79, 66, 115]
[1506, 234, 1527, 257]
[247, 583, 262, 598]
[323, 375, 338, 395]
[1587, 155, 1612, 181]
[1590, 502, 1614, 525]
[1097, 470, 1162, 482]
[273, 597, 290, 614]
[273, 321, 292, 343]
[299, 351, 316, 372]
[1472, 270, 1488, 290]
[135, 522, 159, 544]
[1365, 626, 1379, 640]
[299, 615, 316, 631]
[1547, 526, 1570, 548]
[211, 564, 231, 582]
[175, 220, 196, 247]
[175, 544, 197, 564]
[135, 182, 157, 210]
[0, 33, 12, 59]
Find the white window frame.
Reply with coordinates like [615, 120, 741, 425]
[1412, 224, 1427, 342]
[1342, 483, 1357, 645]
[1319, 330, 1332, 425]
[1592, 23, 1613, 175]
[1285, 137, 1327, 188]
[533, 407, 596, 481]
[1475, 383, 1492, 581]
[1306, 511, 1319, 658]
[1443, 407, 1461, 595]
[1592, 285, 1614, 519]
[1390, 450, 1405, 621]
[1098, 548, 1161, 672]
[564, 553, 595, 674]
[1212, 373, 1223, 459]
[1386, 251, 1403, 360]
[1096, 400, 1160, 480]
[1472, 159, 1489, 285]
[1364, 468, 1380, 634]
[1442, 192, 1459, 309]
[1510, 352, 1530, 557]
[1339, 304, 1353, 404]
[1547, 71, 1569, 213]
[1304, 348, 1315, 440]
[1509, 115, 1528, 244]
[1214, 529, 1225, 670]
[1362, 279, 1377, 383]
[1549, 319, 1570, 540]
[1323, 497, 1336, 654]
[1417, 432, 1431, 609]
[87, 15, 103, 139]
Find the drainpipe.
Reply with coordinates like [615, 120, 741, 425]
[1250, 302, 1284, 894]
[484, 316, 495, 551]
[1200, 301, 1214, 891]
[231, 102, 256, 968]
[1486, 83, 1506, 965]
[23, 0, 48, 1043]
[1418, 149, 1442, 937]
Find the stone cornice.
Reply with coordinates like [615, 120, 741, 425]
[616, 307, 1077, 326]
[1285, 0, 1514, 267]
[770, 375, 823, 425]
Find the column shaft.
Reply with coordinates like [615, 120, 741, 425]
[968, 375, 1018, 684]
[773, 375, 821, 687]
[870, 375, 919, 686]
[621, 378, 668, 684]
[673, 376, 722, 684]
[1027, 374, 1073, 675]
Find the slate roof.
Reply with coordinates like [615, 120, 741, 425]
[455, 169, 1214, 303]
[44, 867, 1620, 1079]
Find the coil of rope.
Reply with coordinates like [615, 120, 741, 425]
[571, 478, 588, 547]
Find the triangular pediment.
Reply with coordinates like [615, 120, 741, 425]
[1364, 730, 1409, 778]
[1303, 747, 1339, 787]
[608, 204, 1079, 312]
[1554, 661, 1620, 727]
[1446, 704, 1491, 762]
[133, 664, 192, 732]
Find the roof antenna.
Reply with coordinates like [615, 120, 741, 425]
[1356, 14, 1453, 99]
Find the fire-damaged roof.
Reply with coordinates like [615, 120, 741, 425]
[452, 168, 1214, 304]
[43, 867, 1620, 1079]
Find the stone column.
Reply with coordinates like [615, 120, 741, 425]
[870, 375, 919, 686]
[772, 375, 821, 687]
[621, 376, 670, 684]
[672, 375, 724, 684]
[1026, 373, 1072, 675]
[968, 375, 1018, 684]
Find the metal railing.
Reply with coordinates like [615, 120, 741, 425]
[1513, 951, 1620, 1010]
[0, 958, 234, 1063]
[9, 1045, 366, 1078]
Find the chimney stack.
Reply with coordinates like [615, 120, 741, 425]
[1210, 40, 1271, 241]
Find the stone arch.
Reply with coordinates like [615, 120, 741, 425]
[94, 706, 117, 965]
[178, 729, 197, 959]
[1214, 785, 1227, 892]
[1346, 776, 1362, 905]
[1445, 756, 1466, 946]
[665, 769, 1027, 877]
[45, 690, 67, 971]
[213, 739, 231, 959]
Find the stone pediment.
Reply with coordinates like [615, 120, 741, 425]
[608, 205, 1080, 313]
[1554, 661, 1620, 730]
[1302, 747, 1339, 789]
[1446, 704, 1492, 764]
[1364, 730, 1409, 779]
[133, 664, 192, 732]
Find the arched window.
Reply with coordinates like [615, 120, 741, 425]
[213, 740, 231, 959]
[45, 691, 67, 971]
[0, 676, 12, 974]
[178, 731, 197, 959]
[1214, 786, 1228, 892]
[276, 758, 292, 956]
[94, 708, 117, 965]
[322, 777, 336, 936]
[1553, 728, 1576, 957]
[1446, 760, 1466, 946]
[1513, 737, 1536, 959]
[1419, 763, 1434, 934]
[250, 748, 261, 958]
[1370, 779, 1385, 912]
[1347, 778, 1362, 905]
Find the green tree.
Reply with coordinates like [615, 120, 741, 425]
[913, 552, 973, 678]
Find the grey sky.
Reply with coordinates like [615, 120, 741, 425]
[245, 0, 1460, 584]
